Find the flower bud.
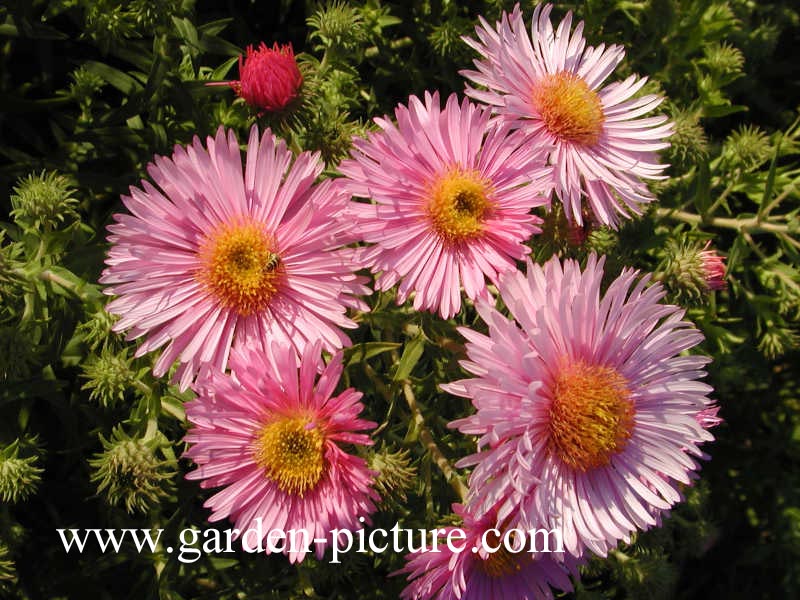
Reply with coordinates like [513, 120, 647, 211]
[89, 428, 174, 513]
[723, 125, 771, 172]
[0, 542, 16, 589]
[0, 440, 43, 503]
[698, 241, 727, 292]
[81, 348, 136, 406]
[10, 171, 79, 232]
[307, 2, 366, 51]
[666, 107, 708, 171]
[660, 240, 727, 302]
[367, 446, 416, 509]
[231, 42, 303, 114]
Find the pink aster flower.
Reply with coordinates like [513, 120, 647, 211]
[339, 91, 551, 319]
[398, 503, 579, 600]
[462, 4, 673, 228]
[447, 255, 716, 558]
[101, 126, 369, 390]
[183, 341, 378, 563]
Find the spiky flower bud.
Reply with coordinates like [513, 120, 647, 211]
[703, 42, 745, 78]
[666, 107, 709, 171]
[10, 171, 79, 232]
[307, 1, 366, 51]
[75, 309, 120, 352]
[0, 542, 16, 588]
[368, 446, 416, 509]
[68, 65, 105, 101]
[81, 348, 136, 406]
[0, 440, 43, 503]
[304, 110, 368, 165]
[585, 227, 619, 256]
[230, 42, 303, 114]
[723, 125, 771, 172]
[0, 233, 26, 300]
[428, 17, 472, 59]
[660, 240, 727, 303]
[757, 327, 798, 360]
[89, 428, 174, 513]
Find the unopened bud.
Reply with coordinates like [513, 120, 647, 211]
[89, 428, 174, 513]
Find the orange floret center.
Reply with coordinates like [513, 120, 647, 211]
[548, 361, 634, 471]
[253, 416, 325, 496]
[426, 168, 492, 243]
[477, 530, 523, 578]
[532, 72, 605, 146]
[198, 220, 282, 316]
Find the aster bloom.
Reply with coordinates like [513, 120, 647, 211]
[101, 126, 369, 390]
[230, 42, 303, 113]
[340, 91, 551, 319]
[398, 503, 578, 600]
[447, 255, 716, 558]
[184, 341, 378, 563]
[462, 4, 673, 228]
[698, 241, 727, 291]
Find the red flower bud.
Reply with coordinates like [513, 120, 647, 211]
[230, 42, 303, 113]
[698, 241, 727, 291]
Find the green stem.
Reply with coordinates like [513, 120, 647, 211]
[704, 170, 739, 216]
[760, 182, 797, 220]
[37, 269, 96, 301]
[655, 208, 792, 235]
[401, 381, 468, 502]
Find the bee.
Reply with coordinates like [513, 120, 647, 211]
[263, 252, 281, 273]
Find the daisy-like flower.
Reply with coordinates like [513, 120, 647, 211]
[398, 503, 578, 600]
[339, 91, 551, 319]
[462, 4, 673, 228]
[447, 255, 716, 558]
[101, 126, 368, 390]
[184, 341, 378, 563]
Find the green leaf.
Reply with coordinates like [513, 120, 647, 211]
[695, 161, 711, 216]
[393, 334, 425, 383]
[0, 23, 18, 37]
[702, 104, 748, 118]
[758, 134, 782, 220]
[345, 342, 401, 367]
[210, 56, 239, 81]
[197, 34, 243, 57]
[171, 16, 199, 47]
[197, 18, 234, 37]
[82, 61, 143, 95]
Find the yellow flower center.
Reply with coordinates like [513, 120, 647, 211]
[253, 416, 325, 496]
[548, 361, 634, 471]
[426, 168, 492, 243]
[477, 530, 523, 578]
[532, 72, 605, 146]
[197, 221, 282, 316]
